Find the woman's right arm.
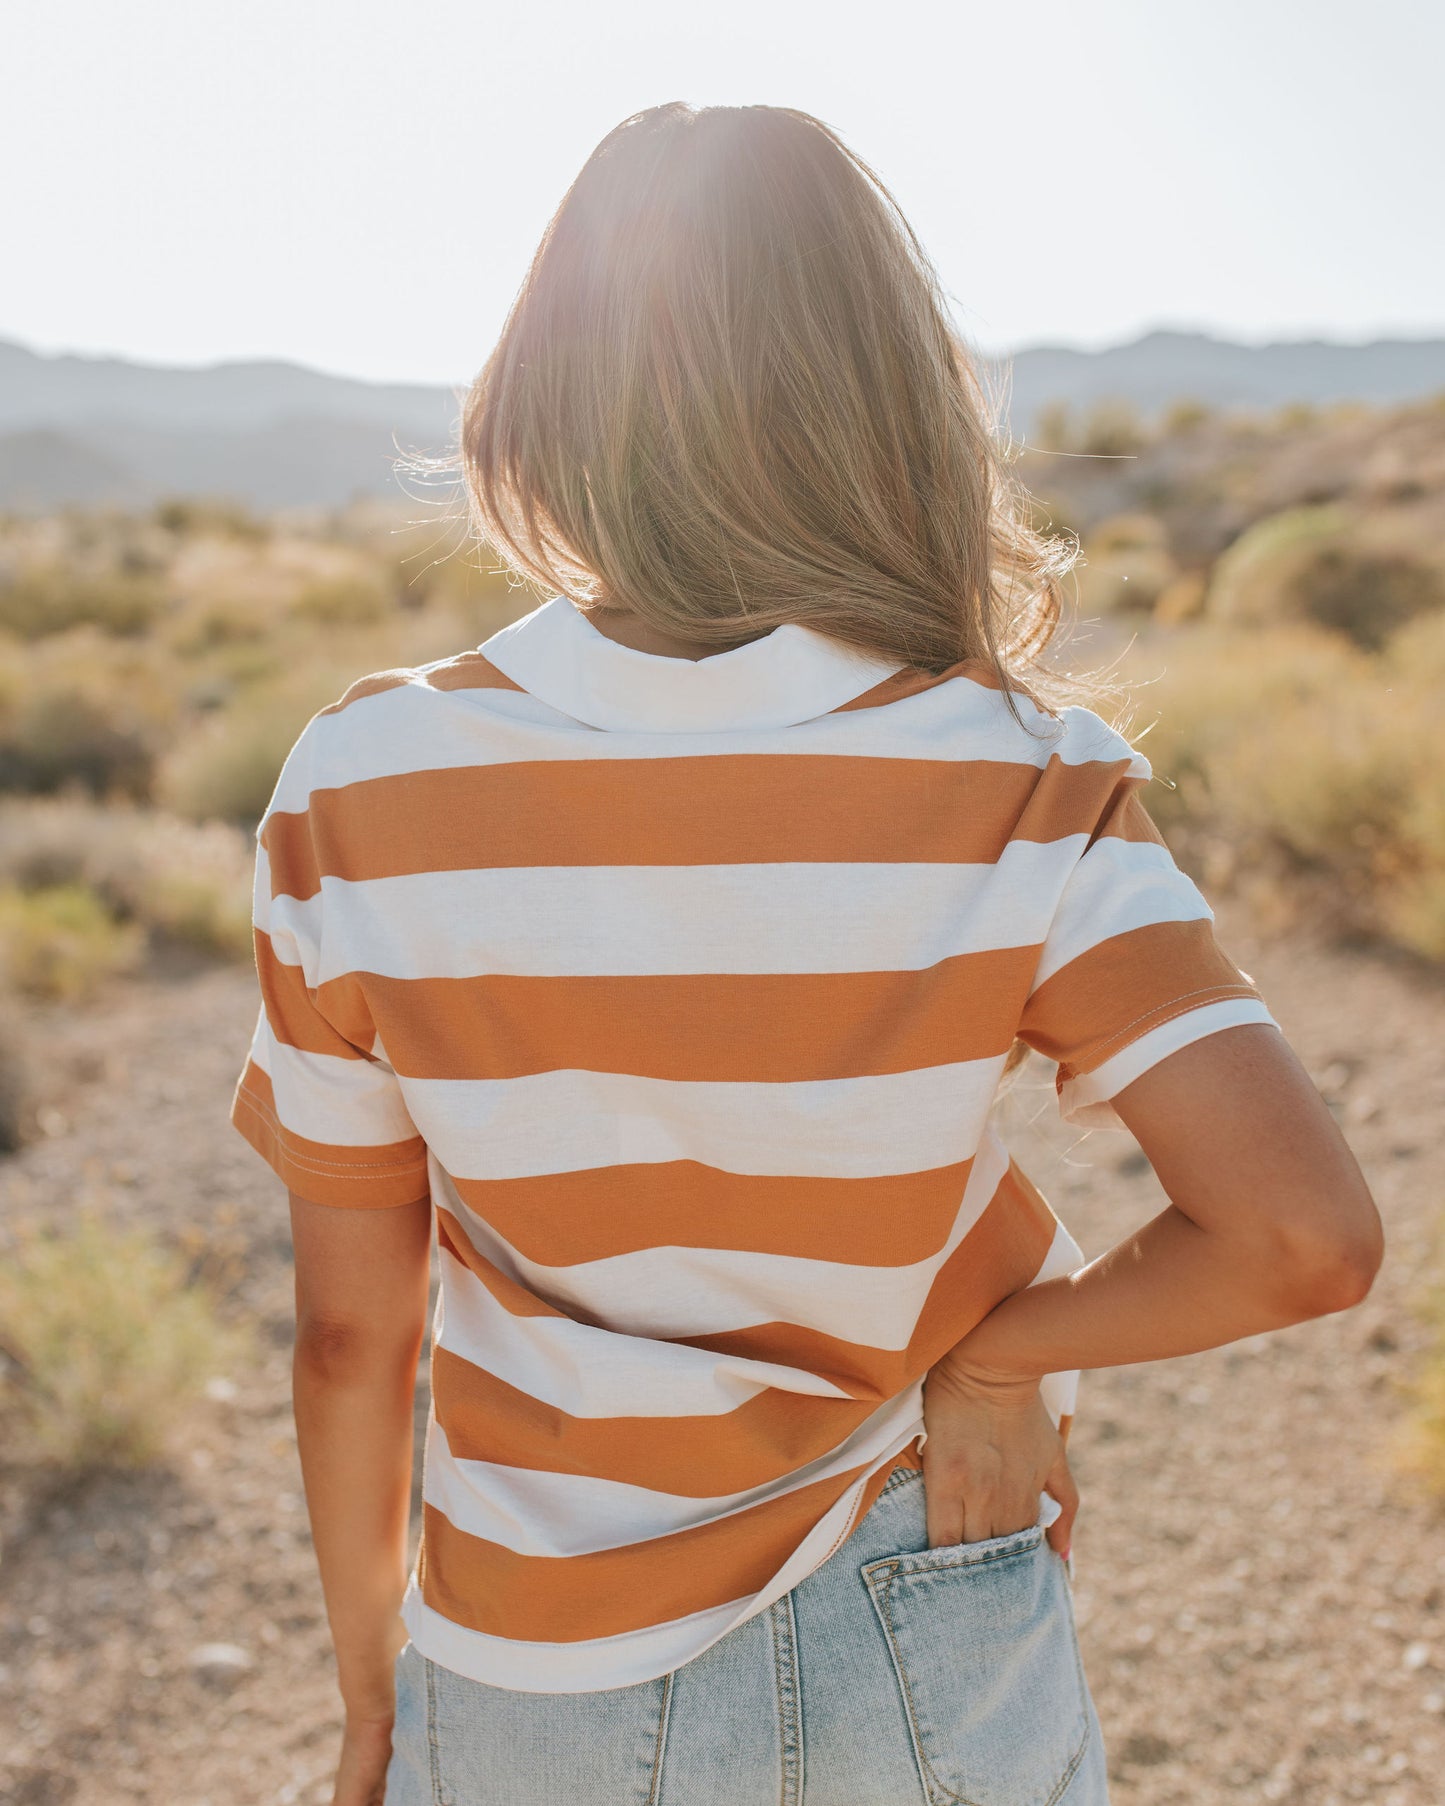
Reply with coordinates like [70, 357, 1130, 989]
[921, 1022, 1384, 1547]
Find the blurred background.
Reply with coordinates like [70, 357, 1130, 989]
[2, 3, 1443, 1803]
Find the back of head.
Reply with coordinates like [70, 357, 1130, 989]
[463, 102, 1078, 687]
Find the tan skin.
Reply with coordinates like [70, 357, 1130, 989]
[291, 605, 1385, 1806]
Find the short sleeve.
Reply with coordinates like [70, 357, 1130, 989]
[228, 718, 431, 1208]
[1017, 739, 1279, 1132]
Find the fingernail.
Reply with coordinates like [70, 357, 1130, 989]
[1062, 1544, 1071, 1561]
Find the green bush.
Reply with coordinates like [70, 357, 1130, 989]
[0, 1213, 243, 1469]
[1208, 506, 1445, 648]
[0, 883, 144, 1000]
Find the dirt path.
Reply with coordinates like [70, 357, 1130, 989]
[0, 909, 1442, 1806]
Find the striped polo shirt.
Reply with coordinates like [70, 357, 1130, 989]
[230, 594, 1276, 1692]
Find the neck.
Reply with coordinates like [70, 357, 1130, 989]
[582, 602, 763, 663]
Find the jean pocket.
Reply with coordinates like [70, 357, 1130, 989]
[861, 1531, 1092, 1806]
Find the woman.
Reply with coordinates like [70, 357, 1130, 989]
[229, 104, 1384, 1806]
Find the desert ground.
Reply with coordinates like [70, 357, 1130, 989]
[0, 898, 1441, 1806]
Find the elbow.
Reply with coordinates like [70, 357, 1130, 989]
[1274, 1209, 1385, 1318]
[294, 1311, 422, 1386]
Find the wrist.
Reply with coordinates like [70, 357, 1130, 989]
[334, 1609, 408, 1722]
[930, 1334, 1044, 1400]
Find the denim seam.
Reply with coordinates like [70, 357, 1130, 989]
[880, 1462, 924, 1500]
[423, 1654, 444, 1806]
[866, 1559, 1092, 1806]
[645, 1670, 674, 1806]
[768, 1597, 805, 1806]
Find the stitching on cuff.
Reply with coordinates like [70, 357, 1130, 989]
[232, 1089, 429, 1177]
[1059, 985, 1265, 1082]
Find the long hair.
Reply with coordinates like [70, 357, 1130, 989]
[459, 102, 1087, 704]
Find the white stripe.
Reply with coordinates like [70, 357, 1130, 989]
[273, 840, 1082, 982]
[270, 668, 1137, 812]
[436, 1132, 1011, 1345]
[253, 1019, 420, 1147]
[422, 1385, 923, 1557]
[1058, 996, 1281, 1130]
[434, 1247, 853, 1417]
[405, 1056, 1008, 1183]
[1031, 837, 1212, 988]
[1029, 1218, 1088, 1426]
[400, 1422, 921, 1691]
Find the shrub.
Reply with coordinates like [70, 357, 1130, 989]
[0, 796, 253, 960]
[1162, 397, 1212, 435]
[0, 566, 169, 639]
[0, 883, 145, 1000]
[0, 630, 181, 799]
[1125, 625, 1367, 835]
[0, 687, 155, 797]
[154, 687, 317, 826]
[1128, 623, 1445, 960]
[153, 497, 267, 541]
[1305, 547, 1443, 651]
[0, 1213, 243, 1469]
[166, 596, 270, 656]
[1208, 506, 1445, 649]
[1078, 398, 1147, 458]
[288, 574, 391, 627]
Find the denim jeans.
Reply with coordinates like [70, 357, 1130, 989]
[385, 1461, 1109, 1805]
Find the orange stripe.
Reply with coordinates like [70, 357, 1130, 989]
[324, 945, 1037, 1085]
[317, 668, 415, 714]
[229, 1062, 429, 1208]
[316, 653, 524, 716]
[432, 1162, 1053, 1488]
[436, 1208, 571, 1322]
[1087, 781, 1166, 849]
[260, 752, 1136, 899]
[833, 657, 1008, 711]
[254, 932, 369, 1060]
[431, 1346, 879, 1496]
[669, 1159, 1057, 1398]
[1020, 918, 1261, 1076]
[446, 1159, 977, 1266]
[418, 1456, 895, 1643]
[425, 653, 526, 694]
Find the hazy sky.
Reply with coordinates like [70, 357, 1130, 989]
[7, 0, 1442, 387]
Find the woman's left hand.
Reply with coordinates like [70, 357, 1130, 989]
[332, 1711, 395, 1806]
[920, 1350, 1077, 1556]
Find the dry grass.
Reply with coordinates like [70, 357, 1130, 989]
[1127, 620, 1445, 962]
[0, 795, 254, 962]
[0, 883, 145, 1001]
[0, 1212, 244, 1470]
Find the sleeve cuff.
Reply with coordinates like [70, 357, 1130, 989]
[229, 1062, 432, 1208]
[1057, 996, 1281, 1131]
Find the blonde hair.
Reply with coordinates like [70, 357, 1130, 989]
[461, 102, 1085, 703]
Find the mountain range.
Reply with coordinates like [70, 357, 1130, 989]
[2, 328, 1443, 512]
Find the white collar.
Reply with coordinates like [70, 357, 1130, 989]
[479, 596, 905, 733]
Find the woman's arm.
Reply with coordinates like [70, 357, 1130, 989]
[289, 1190, 433, 1806]
[921, 1025, 1384, 1550]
